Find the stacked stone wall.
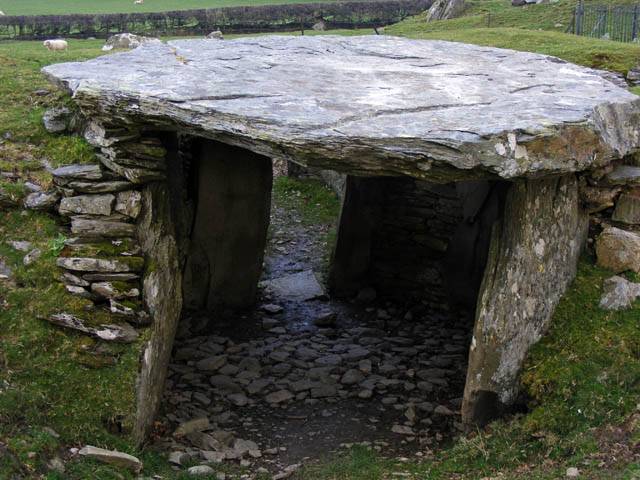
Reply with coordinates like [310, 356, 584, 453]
[368, 178, 463, 311]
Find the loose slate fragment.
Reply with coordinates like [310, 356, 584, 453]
[78, 446, 142, 472]
[47, 313, 138, 343]
[260, 270, 325, 301]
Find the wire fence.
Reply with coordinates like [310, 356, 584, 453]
[573, 1, 640, 42]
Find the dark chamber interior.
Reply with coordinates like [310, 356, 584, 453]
[155, 135, 506, 466]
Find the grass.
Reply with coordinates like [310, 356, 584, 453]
[0, 0, 349, 16]
[272, 176, 342, 226]
[386, 0, 640, 75]
[1, 3, 640, 476]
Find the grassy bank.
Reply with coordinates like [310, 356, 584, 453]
[1, 10, 640, 477]
[0, 0, 345, 16]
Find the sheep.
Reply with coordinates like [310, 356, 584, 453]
[0, 11, 5, 16]
[43, 40, 69, 51]
[134, 0, 144, 4]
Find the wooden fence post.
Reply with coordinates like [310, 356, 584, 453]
[632, 4, 639, 41]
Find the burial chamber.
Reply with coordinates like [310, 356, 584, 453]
[42, 35, 640, 444]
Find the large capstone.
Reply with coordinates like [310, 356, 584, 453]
[42, 36, 640, 182]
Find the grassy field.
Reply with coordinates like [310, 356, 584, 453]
[0, 0, 346, 16]
[1, 0, 640, 476]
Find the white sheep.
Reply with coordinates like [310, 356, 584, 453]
[134, 0, 144, 4]
[0, 11, 6, 16]
[43, 39, 69, 51]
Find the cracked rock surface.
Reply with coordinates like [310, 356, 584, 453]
[43, 35, 640, 181]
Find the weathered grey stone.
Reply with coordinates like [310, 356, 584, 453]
[82, 272, 139, 282]
[183, 141, 272, 311]
[612, 193, 640, 224]
[70, 216, 136, 238]
[206, 30, 224, 40]
[65, 180, 132, 194]
[60, 271, 90, 287]
[579, 183, 621, 213]
[52, 164, 103, 181]
[260, 270, 325, 301]
[43, 107, 72, 133]
[98, 153, 165, 184]
[91, 282, 140, 300]
[314, 311, 337, 327]
[599, 275, 640, 310]
[134, 185, 184, 448]
[173, 417, 210, 437]
[115, 190, 142, 218]
[265, 389, 293, 404]
[23, 248, 42, 266]
[8, 240, 33, 252]
[102, 33, 162, 52]
[463, 175, 587, 426]
[196, 355, 227, 372]
[187, 465, 214, 476]
[59, 194, 115, 216]
[79, 446, 142, 472]
[426, 0, 465, 21]
[605, 165, 640, 185]
[42, 36, 640, 182]
[48, 313, 138, 343]
[57, 256, 144, 272]
[596, 226, 640, 273]
[24, 191, 60, 210]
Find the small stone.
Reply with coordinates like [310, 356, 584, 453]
[233, 438, 259, 456]
[43, 107, 72, 133]
[24, 191, 60, 210]
[261, 303, 283, 314]
[78, 446, 142, 472]
[265, 389, 293, 404]
[201, 450, 225, 463]
[600, 275, 640, 310]
[168, 451, 189, 465]
[358, 389, 373, 399]
[7, 240, 32, 252]
[566, 467, 580, 478]
[314, 311, 337, 327]
[59, 194, 115, 216]
[341, 369, 365, 385]
[206, 30, 224, 40]
[227, 393, 249, 406]
[391, 425, 414, 435]
[23, 248, 42, 266]
[196, 355, 227, 372]
[612, 193, 640, 224]
[174, 417, 210, 437]
[115, 190, 142, 218]
[187, 465, 214, 476]
[596, 226, 640, 273]
[47, 457, 65, 473]
[434, 405, 455, 416]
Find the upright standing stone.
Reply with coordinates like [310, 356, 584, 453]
[329, 176, 384, 296]
[462, 175, 587, 426]
[183, 140, 272, 311]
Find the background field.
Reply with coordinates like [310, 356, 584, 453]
[0, 0, 347, 16]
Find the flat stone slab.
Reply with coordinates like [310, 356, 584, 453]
[260, 270, 325, 301]
[43, 36, 640, 180]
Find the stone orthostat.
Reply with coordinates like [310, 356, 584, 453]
[43, 35, 640, 182]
